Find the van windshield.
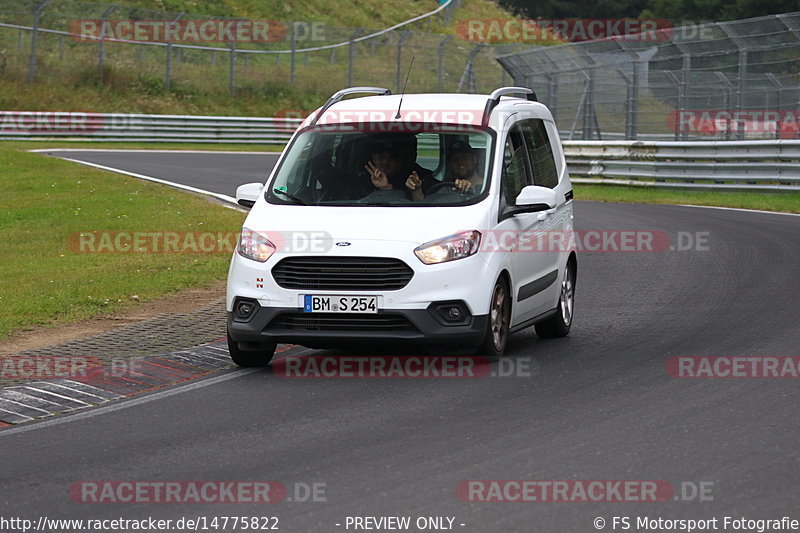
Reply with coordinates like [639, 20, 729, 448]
[267, 126, 493, 206]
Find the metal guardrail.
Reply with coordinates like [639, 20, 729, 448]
[0, 112, 303, 143]
[3, 111, 799, 191]
[563, 140, 800, 191]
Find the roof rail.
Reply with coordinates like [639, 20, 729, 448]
[481, 86, 537, 127]
[310, 87, 392, 126]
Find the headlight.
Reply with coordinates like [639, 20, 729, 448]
[237, 228, 276, 262]
[414, 230, 481, 265]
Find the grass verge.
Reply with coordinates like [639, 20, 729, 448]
[3, 141, 285, 152]
[0, 142, 248, 339]
[574, 184, 800, 214]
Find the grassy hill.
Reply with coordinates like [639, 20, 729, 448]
[125, 0, 513, 28]
[0, 0, 529, 116]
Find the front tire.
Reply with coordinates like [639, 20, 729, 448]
[227, 330, 276, 367]
[535, 263, 575, 339]
[478, 277, 511, 356]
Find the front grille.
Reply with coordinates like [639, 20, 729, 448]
[272, 256, 414, 291]
[268, 313, 417, 332]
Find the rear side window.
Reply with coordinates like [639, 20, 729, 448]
[519, 119, 559, 189]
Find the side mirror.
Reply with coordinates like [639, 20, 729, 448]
[235, 182, 264, 209]
[500, 186, 558, 221]
[515, 185, 558, 210]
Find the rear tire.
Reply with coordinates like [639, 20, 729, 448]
[227, 330, 276, 367]
[478, 277, 511, 356]
[535, 263, 575, 339]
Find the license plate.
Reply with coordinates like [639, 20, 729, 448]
[303, 295, 378, 313]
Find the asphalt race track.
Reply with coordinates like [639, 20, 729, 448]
[34, 149, 281, 197]
[3, 150, 799, 532]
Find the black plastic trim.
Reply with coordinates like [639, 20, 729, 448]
[517, 269, 559, 302]
[509, 308, 558, 333]
[228, 306, 489, 348]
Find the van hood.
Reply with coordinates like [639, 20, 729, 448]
[243, 203, 490, 246]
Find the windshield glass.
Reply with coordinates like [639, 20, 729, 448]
[267, 125, 493, 206]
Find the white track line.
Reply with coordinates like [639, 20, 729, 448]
[30, 148, 276, 155]
[0, 368, 261, 436]
[52, 156, 240, 206]
[676, 204, 800, 217]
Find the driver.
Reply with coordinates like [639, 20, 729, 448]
[405, 141, 483, 200]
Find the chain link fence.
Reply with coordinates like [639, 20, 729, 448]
[0, 0, 528, 103]
[498, 13, 800, 141]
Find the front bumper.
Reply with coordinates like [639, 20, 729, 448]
[227, 305, 488, 349]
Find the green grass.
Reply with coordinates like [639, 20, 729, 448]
[0, 0, 542, 116]
[574, 184, 800, 214]
[0, 143, 248, 338]
[94, 0, 513, 29]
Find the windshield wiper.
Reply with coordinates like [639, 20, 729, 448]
[272, 188, 308, 205]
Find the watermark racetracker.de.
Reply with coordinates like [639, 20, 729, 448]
[68, 230, 712, 254]
[67, 19, 326, 44]
[456, 480, 713, 502]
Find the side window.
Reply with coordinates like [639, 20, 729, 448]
[500, 129, 529, 206]
[416, 132, 442, 176]
[519, 119, 559, 189]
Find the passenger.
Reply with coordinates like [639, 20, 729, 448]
[363, 134, 433, 198]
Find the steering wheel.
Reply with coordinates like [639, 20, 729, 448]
[425, 180, 470, 196]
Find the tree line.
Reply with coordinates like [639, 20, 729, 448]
[497, 0, 800, 22]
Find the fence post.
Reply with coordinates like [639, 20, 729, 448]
[164, 13, 183, 92]
[229, 39, 236, 96]
[582, 69, 594, 139]
[97, 4, 117, 79]
[437, 35, 452, 92]
[165, 42, 172, 90]
[548, 73, 559, 122]
[58, 35, 64, 61]
[736, 49, 748, 140]
[290, 25, 296, 83]
[627, 62, 639, 140]
[395, 31, 410, 92]
[348, 29, 362, 87]
[712, 72, 733, 141]
[27, 12, 38, 83]
[720, 23, 749, 141]
[663, 71, 682, 140]
[765, 73, 782, 140]
[27, 0, 54, 83]
[679, 53, 691, 140]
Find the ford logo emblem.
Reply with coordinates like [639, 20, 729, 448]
[336, 242, 351, 247]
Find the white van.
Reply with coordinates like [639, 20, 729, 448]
[227, 87, 576, 366]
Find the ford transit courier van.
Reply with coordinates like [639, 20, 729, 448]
[227, 87, 576, 366]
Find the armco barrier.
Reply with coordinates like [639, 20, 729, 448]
[564, 140, 800, 191]
[3, 111, 799, 191]
[0, 112, 303, 144]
